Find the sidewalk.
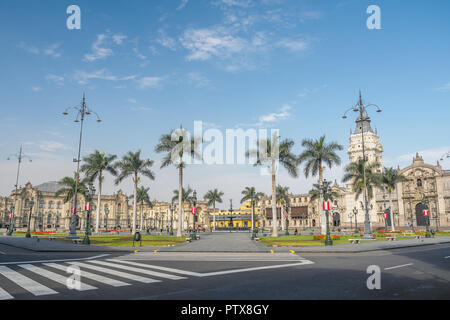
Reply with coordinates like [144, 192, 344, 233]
[0, 236, 132, 252]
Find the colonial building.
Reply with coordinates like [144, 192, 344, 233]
[209, 201, 262, 229]
[0, 181, 211, 232]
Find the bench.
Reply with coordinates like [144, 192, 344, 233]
[386, 236, 397, 241]
[349, 239, 361, 244]
[414, 235, 423, 241]
[72, 239, 83, 244]
[254, 237, 260, 241]
[185, 238, 192, 243]
[48, 235, 57, 240]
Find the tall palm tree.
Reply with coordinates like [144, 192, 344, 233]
[379, 167, 407, 231]
[298, 135, 343, 233]
[135, 186, 153, 231]
[276, 185, 290, 230]
[114, 151, 155, 234]
[81, 151, 117, 233]
[342, 159, 381, 201]
[55, 174, 89, 205]
[309, 180, 339, 240]
[171, 187, 194, 206]
[155, 127, 201, 236]
[241, 187, 264, 233]
[246, 134, 299, 237]
[204, 189, 224, 231]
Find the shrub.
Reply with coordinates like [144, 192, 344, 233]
[332, 235, 341, 240]
[313, 234, 325, 240]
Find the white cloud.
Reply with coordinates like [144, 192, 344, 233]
[18, 41, 39, 54]
[31, 87, 42, 92]
[130, 106, 152, 112]
[84, 34, 114, 62]
[384, 147, 450, 168]
[46, 74, 65, 86]
[277, 38, 308, 52]
[187, 72, 212, 88]
[112, 34, 127, 45]
[137, 77, 163, 89]
[180, 27, 247, 61]
[43, 43, 62, 58]
[435, 82, 450, 92]
[24, 141, 70, 152]
[176, 0, 189, 10]
[73, 69, 136, 85]
[257, 105, 292, 125]
[157, 29, 177, 51]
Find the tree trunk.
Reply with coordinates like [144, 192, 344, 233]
[213, 203, 216, 231]
[140, 202, 144, 231]
[177, 166, 183, 237]
[319, 161, 326, 234]
[251, 201, 255, 233]
[271, 158, 278, 237]
[95, 173, 102, 233]
[389, 189, 395, 232]
[132, 173, 137, 234]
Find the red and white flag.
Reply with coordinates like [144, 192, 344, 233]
[423, 209, 429, 216]
[191, 207, 196, 214]
[322, 201, 331, 211]
[8, 213, 12, 219]
[85, 202, 91, 212]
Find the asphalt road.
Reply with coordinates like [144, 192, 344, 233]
[0, 242, 448, 300]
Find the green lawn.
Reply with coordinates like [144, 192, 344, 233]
[259, 232, 450, 247]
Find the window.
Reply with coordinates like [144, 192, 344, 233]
[57, 201, 61, 209]
[417, 179, 422, 187]
[48, 201, 53, 209]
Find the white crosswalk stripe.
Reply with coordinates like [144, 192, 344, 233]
[89, 260, 187, 280]
[44, 263, 130, 287]
[0, 266, 57, 297]
[19, 264, 97, 291]
[69, 261, 160, 284]
[108, 259, 203, 277]
[0, 285, 14, 300]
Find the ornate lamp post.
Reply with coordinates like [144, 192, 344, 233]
[342, 91, 382, 240]
[25, 198, 34, 238]
[104, 206, 109, 232]
[6, 146, 32, 236]
[421, 195, 431, 238]
[191, 191, 198, 240]
[285, 202, 290, 236]
[352, 207, 358, 232]
[82, 183, 95, 245]
[62, 93, 101, 240]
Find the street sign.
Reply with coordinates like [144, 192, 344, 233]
[423, 209, 429, 216]
[85, 202, 91, 212]
[322, 201, 331, 211]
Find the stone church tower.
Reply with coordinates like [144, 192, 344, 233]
[344, 92, 384, 227]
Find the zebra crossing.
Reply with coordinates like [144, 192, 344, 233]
[0, 258, 197, 300]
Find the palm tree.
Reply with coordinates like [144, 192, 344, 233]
[246, 134, 299, 237]
[171, 187, 194, 206]
[155, 127, 201, 236]
[135, 186, 153, 231]
[204, 189, 224, 231]
[379, 167, 407, 231]
[298, 135, 343, 233]
[81, 151, 117, 233]
[114, 151, 155, 234]
[55, 175, 89, 205]
[342, 159, 381, 200]
[241, 187, 264, 233]
[276, 185, 290, 231]
[309, 180, 339, 243]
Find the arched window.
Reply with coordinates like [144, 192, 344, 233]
[24, 199, 30, 208]
[47, 214, 52, 225]
[48, 201, 54, 209]
[39, 201, 44, 209]
[417, 179, 422, 187]
[57, 201, 61, 209]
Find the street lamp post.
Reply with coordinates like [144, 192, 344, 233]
[352, 207, 358, 233]
[25, 198, 34, 238]
[63, 93, 101, 240]
[421, 195, 431, 238]
[342, 91, 382, 240]
[191, 191, 197, 240]
[6, 146, 32, 236]
[229, 199, 234, 233]
[105, 207, 109, 232]
[285, 203, 290, 236]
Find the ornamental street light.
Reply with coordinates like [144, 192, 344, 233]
[25, 198, 34, 238]
[82, 183, 95, 245]
[421, 195, 431, 238]
[439, 150, 450, 161]
[169, 202, 174, 236]
[6, 146, 32, 236]
[104, 206, 109, 232]
[285, 202, 290, 236]
[191, 190, 198, 240]
[342, 91, 382, 240]
[352, 207, 358, 233]
[62, 93, 101, 240]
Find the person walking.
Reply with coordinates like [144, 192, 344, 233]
[294, 228, 298, 236]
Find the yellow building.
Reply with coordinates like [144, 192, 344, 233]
[210, 201, 262, 229]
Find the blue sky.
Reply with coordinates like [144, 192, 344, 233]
[0, 0, 449, 208]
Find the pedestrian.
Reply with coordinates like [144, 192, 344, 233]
[294, 228, 298, 236]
